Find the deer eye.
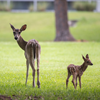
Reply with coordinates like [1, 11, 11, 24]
[13, 32, 16, 34]
[87, 61, 89, 63]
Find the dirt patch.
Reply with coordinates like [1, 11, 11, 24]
[0, 95, 12, 100]
[76, 40, 88, 42]
[25, 95, 44, 100]
[0, 95, 44, 100]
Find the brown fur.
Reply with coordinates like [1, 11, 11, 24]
[66, 54, 93, 89]
[10, 24, 41, 88]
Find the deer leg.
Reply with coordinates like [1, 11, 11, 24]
[37, 52, 40, 88]
[33, 68, 35, 87]
[37, 69, 40, 88]
[33, 60, 35, 87]
[66, 72, 71, 89]
[79, 76, 81, 88]
[30, 60, 35, 87]
[72, 74, 76, 89]
[25, 59, 29, 85]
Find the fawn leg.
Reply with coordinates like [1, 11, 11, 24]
[66, 73, 71, 89]
[79, 76, 81, 88]
[25, 59, 29, 85]
[72, 74, 76, 89]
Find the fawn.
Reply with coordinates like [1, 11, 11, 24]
[66, 54, 93, 89]
[10, 24, 41, 88]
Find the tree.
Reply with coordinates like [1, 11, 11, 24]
[54, 0, 75, 41]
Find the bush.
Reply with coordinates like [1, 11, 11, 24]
[0, 1, 13, 11]
[73, 1, 96, 11]
[37, 2, 49, 11]
[28, 2, 50, 12]
[29, 4, 34, 12]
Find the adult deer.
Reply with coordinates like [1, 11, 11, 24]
[66, 54, 93, 89]
[10, 24, 41, 88]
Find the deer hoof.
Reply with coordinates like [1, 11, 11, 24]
[37, 81, 40, 88]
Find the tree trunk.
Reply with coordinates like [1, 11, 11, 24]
[54, 0, 75, 41]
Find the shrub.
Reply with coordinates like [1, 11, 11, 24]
[29, 4, 34, 12]
[0, 1, 13, 11]
[28, 2, 50, 12]
[84, 2, 96, 11]
[73, 1, 96, 11]
[37, 2, 49, 11]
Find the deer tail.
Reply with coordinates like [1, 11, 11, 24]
[32, 43, 36, 59]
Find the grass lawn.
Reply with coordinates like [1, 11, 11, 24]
[0, 11, 100, 99]
[0, 42, 100, 100]
[0, 12, 100, 42]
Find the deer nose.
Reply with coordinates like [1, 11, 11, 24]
[14, 37, 18, 40]
[91, 63, 93, 65]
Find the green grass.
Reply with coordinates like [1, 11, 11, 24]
[0, 12, 100, 99]
[0, 12, 55, 42]
[0, 42, 100, 100]
[69, 12, 100, 42]
[0, 12, 100, 42]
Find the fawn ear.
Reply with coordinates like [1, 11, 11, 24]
[82, 55, 86, 61]
[10, 24, 15, 31]
[20, 24, 27, 31]
[86, 54, 89, 59]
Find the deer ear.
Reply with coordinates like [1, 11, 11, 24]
[20, 24, 27, 31]
[86, 54, 89, 59]
[10, 24, 15, 31]
[82, 55, 86, 61]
